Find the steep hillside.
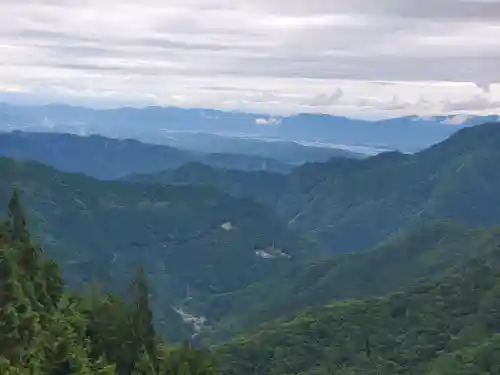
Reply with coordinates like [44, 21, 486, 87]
[191, 221, 496, 342]
[126, 162, 288, 208]
[131, 122, 500, 254]
[0, 156, 310, 341]
[275, 121, 500, 252]
[0, 195, 218, 374]
[217, 231, 500, 375]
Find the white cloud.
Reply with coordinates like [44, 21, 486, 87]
[442, 114, 474, 125]
[442, 93, 500, 112]
[0, 0, 499, 118]
[255, 117, 282, 125]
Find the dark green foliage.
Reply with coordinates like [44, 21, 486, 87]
[131, 122, 500, 254]
[0, 192, 219, 374]
[126, 162, 288, 210]
[7, 188, 28, 242]
[85, 292, 136, 373]
[3, 121, 500, 375]
[130, 266, 156, 364]
[217, 238, 500, 375]
[426, 334, 500, 375]
[0, 157, 311, 341]
[155, 343, 218, 375]
[192, 221, 499, 342]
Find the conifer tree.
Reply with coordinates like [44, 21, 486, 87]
[132, 349, 157, 375]
[40, 260, 64, 308]
[1, 192, 219, 375]
[7, 189, 28, 243]
[6, 189, 41, 280]
[130, 266, 156, 368]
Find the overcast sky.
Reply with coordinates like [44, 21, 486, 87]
[1, 0, 499, 118]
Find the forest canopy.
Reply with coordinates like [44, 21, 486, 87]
[0, 188, 218, 375]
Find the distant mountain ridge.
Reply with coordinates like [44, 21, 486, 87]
[130, 122, 500, 254]
[2, 109, 500, 362]
[0, 131, 192, 179]
[1, 131, 357, 179]
[1, 102, 498, 152]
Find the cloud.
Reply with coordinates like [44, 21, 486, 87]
[255, 117, 282, 125]
[442, 94, 500, 112]
[307, 89, 344, 106]
[442, 114, 475, 125]
[0, 0, 499, 118]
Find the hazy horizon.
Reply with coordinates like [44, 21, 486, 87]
[1, 1, 499, 119]
[1, 98, 500, 123]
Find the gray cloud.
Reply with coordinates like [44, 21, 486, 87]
[0, 0, 499, 117]
[443, 95, 500, 112]
[307, 89, 344, 106]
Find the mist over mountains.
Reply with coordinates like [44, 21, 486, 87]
[2, 100, 500, 374]
[0, 131, 363, 179]
[2, 103, 498, 153]
[2, 0, 500, 371]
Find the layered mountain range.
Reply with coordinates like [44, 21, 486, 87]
[1, 111, 500, 374]
[129, 122, 500, 254]
[0, 131, 363, 179]
[2, 102, 498, 152]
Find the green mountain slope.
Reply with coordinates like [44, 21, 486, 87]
[0, 193, 218, 374]
[191, 221, 497, 342]
[125, 162, 287, 208]
[425, 333, 500, 375]
[0, 156, 311, 341]
[217, 231, 500, 375]
[130, 122, 500, 253]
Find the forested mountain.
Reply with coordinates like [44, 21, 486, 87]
[189, 221, 499, 342]
[3, 188, 500, 374]
[0, 191, 218, 374]
[0, 156, 311, 341]
[3, 118, 500, 374]
[131, 122, 500, 254]
[126, 162, 288, 207]
[218, 229, 500, 375]
[190, 153, 294, 173]
[0, 131, 301, 179]
[0, 131, 193, 179]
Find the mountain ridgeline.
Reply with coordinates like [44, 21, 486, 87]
[217, 232, 500, 375]
[3, 192, 500, 374]
[190, 221, 500, 342]
[2, 102, 498, 151]
[0, 156, 312, 341]
[130, 122, 500, 254]
[0, 131, 361, 179]
[2, 118, 500, 374]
